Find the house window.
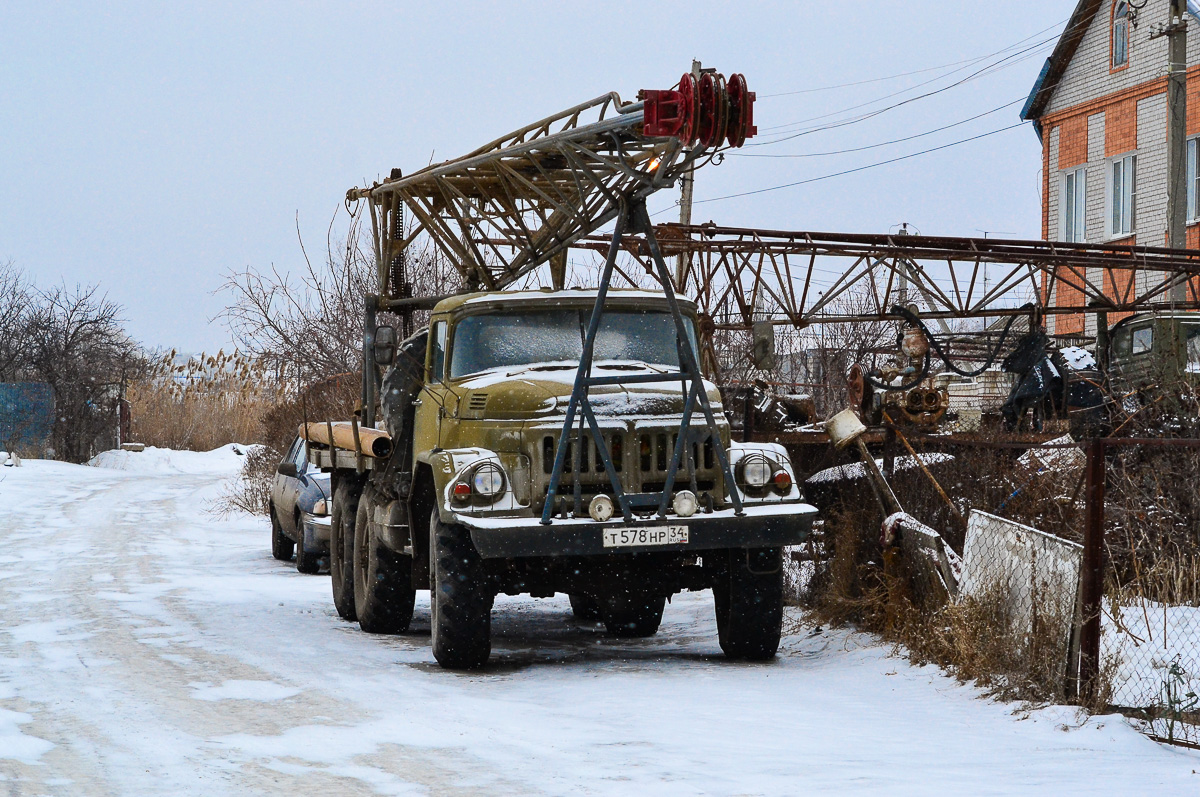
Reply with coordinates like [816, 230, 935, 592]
[1109, 153, 1136, 237]
[1113, 2, 1130, 68]
[1188, 137, 1200, 221]
[1061, 167, 1086, 242]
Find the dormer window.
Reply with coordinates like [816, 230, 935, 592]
[1113, 2, 1130, 68]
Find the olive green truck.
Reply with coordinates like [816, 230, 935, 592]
[307, 288, 817, 669]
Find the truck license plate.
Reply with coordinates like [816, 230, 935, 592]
[602, 525, 689, 548]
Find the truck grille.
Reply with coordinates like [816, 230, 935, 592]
[538, 430, 719, 495]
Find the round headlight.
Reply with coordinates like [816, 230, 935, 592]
[471, 463, 505, 498]
[672, 489, 698, 518]
[741, 454, 772, 489]
[312, 498, 328, 515]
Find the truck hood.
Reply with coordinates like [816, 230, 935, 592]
[456, 364, 724, 420]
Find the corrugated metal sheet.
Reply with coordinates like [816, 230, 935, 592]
[0, 382, 55, 451]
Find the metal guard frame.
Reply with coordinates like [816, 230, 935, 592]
[540, 198, 744, 525]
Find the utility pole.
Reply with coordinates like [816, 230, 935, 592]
[676, 59, 702, 289]
[1155, 1, 1189, 299]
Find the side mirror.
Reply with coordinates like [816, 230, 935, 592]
[276, 461, 298, 478]
[751, 321, 776, 371]
[374, 325, 397, 366]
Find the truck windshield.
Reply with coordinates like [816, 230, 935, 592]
[449, 308, 698, 379]
[1187, 324, 1200, 373]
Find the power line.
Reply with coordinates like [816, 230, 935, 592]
[695, 121, 1028, 205]
[759, 15, 1070, 100]
[733, 97, 1025, 159]
[750, 34, 1056, 146]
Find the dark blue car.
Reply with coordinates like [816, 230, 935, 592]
[270, 436, 331, 573]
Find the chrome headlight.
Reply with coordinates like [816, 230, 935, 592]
[472, 463, 505, 498]
[740, 454, 773, 489]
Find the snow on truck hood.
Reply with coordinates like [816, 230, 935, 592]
[456, 362, 722, 419]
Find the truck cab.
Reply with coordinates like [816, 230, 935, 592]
[1109, 311, 1200, 392]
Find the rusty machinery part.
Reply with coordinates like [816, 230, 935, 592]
[846, 363, 865, 413]
[883, 387, 949, 426]
[896, 303, 1032, 378]
[349, 67, 757, 302]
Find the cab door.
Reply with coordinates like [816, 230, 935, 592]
[414, 317, 453, 457]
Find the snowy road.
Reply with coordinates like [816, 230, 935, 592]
[1, 448, 1197, 795]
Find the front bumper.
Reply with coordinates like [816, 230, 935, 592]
[300, 512, 332, 550]
[456, 502, 817, 559]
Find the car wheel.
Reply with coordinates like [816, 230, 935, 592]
[713, 547, 783, 661]
[429, 512, 492, 669]
[330, 481, 360, 621]
[352, 495, 415, 634]
[270, 504, 294, 562]
[295, 512, 321, 574]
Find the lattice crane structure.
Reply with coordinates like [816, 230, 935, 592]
[347, 71, 756, 317]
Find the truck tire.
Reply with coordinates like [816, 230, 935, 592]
[270, 505, 294, 562]
[295, 512, 321, 574]
[713, 547, 784, 661]
[353, 498, 415, 634]
[568, 593, 601, 622]
[330, 482, 360, 621]
[599, 592, 665, 637]
[429, 513, 492, 669]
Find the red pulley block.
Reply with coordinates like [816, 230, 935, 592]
[696, 72, 732, 150]
[726, 73, 757, 147]
[641, 73, 697, 144]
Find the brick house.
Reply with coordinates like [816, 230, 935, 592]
[1022, 0, 1200, 336]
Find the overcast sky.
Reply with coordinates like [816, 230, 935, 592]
[1, 1, 1076, 353]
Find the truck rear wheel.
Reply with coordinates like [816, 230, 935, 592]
[599, 592, 665, 637]
[330, 482, 359, 621]
[270, 505, 294, 562]
[713, 548, 783, 661]
[430, 514, 492, 669]
[353, 498, 415, 634]
[568, 593, 601, 622]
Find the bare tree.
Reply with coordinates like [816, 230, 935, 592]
[220, 212, 461, 391]
[23, 283, 142, 462]
[0, 261, 32, 381]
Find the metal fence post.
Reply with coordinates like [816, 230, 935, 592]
[1079, 437, 1106, 701]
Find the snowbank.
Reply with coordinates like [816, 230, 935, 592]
[87, 443, 255, 475]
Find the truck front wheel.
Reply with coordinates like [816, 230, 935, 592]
[429, 514, 492, 669]
[713, 548, 784, 661]
[352, 498, 415, 634]
[330, 482, 359, 621]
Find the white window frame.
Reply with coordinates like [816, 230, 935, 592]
[1107, 152, 1136, 238]
[1059, 167, 1086, 242]
[1188, 137, 1200, 222]
[1113, 2, 1129, 68]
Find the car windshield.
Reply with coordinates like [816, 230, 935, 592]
[449, 308, 698, 379]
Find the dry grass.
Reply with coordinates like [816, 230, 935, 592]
[798, 441, 1116, 705]
[221, 372, 361, 517]
[127, 350, 275, 451]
